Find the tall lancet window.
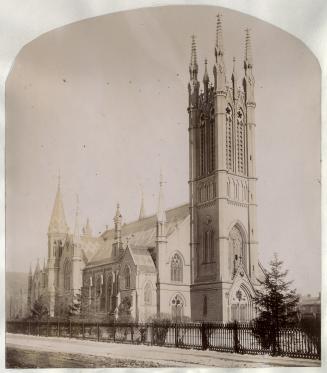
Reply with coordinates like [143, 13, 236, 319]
[226, 106, 233, 171]
[171, 253, 183, 282]
[209, 119, 215, 172]
[199, 115, 206, 176]
[63, 260, 71, 290]
[236, 109, 245, 174]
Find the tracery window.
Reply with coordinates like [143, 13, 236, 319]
[106, 274, 113, 312]
[63, 260, 71, 290]
[226, 106, 233, 171]
[171, 253, 183, 282]
[171, 294, 184, 322]
[228, 226, 246, 277]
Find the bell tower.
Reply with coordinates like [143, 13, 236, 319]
[188, 15, 259, 322]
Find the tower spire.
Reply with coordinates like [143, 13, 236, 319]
[48, 175, 69, 234]
[139, 186, 146, 220]
[113, 203, 123, 256]
[189, 34, 198, 81]
[215, 13, 224, 60]
[213, 13, 226, 91]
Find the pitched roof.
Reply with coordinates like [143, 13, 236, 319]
[128, 245, 156, 273]
[87, 203, 189, 266]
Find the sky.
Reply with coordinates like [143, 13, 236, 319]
[5, 5, 321, 296]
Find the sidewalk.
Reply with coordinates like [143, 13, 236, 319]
[6, 333, 320, 368]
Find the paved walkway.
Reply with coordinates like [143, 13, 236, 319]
[6, 333, 320, 368]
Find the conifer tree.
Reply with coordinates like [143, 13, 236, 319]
[253, 253, 299, 354]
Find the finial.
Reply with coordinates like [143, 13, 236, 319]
[189, 34, 198, 80]
[57, 169, 61, 190]
[203, 58, 209, 84]
[74, 194, 80, 242]
[139, 185, 146, 220]
[215, 13, 224, 59]
[157, 170, 166, 223]
[29, 263, 32, 274]
[245, 28, 253, 67]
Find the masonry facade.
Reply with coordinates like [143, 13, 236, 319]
[28, 14, 262, 322]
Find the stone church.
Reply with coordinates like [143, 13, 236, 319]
[28, 15, 263, 322]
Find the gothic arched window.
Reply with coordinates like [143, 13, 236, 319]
[171, 294, 184, 322]
[63, 260, 71, 290]
[236, 109, 245, 175]
[144, 282, 152, 305]
[171, 253, 183, 282]
[106, 274, 113, 312]
[199, 116, 206, 176]
[226, 106, 233, 171]
[203, 230, 215, 263]
[124, 266, 131, 289]
[228, 226, 246, 277]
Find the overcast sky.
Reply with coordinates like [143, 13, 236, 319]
[5, 6, 320, 296]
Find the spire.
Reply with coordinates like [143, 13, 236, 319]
[203, 58, 209, 84]
[215, 13, 224, 60]
[189, 35, 198, 81]
[113, 203, 123, 256]
[36, 258, 40, 272]
[84, 217, 92, 236]
[232, 57, 238, 98]
[43, 258, 46, 270]
[157, 170, 166, 223]
[139, 186, 146, 220]
[73, 194, 80, 242]
[29, 263, 32, 276]
[48, 175, 69, 234]
[244, 28, 253, 69]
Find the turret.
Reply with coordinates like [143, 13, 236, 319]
[231, 57, 238, 100]
[113, 203, 123, 257]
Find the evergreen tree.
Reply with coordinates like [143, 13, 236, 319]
[253, 253, 299, 354]
[30, 296, 49, 320]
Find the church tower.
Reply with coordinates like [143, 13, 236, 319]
[188, 15, 259, 322]
[47, 175, 69, 316]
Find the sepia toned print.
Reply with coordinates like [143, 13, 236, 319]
[5, 6, 320, 368]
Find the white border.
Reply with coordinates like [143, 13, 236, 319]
[1, 0, 326, 371]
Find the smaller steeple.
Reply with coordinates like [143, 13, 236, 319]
[84, 217, 92, 236]
[139, 186, 146, 220]
[48, 173, 69, 235]
[213, 13, 226, 91]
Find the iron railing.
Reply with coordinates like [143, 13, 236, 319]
[6, 320, 320, 360]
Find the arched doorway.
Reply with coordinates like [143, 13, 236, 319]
[229, 285, 254, 322]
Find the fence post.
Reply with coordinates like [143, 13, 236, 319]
[233, 321, 240, 353]
[97, 323, 100, 342]
[175, 323, 179, 347]
[37, 322, 40, 336]
[69, 320, 72, 338]
[82, 321, 85, 340]
[58, 320, 60, 337]
[131, 325, 134, 343]
[201, 322, 208, 350]
[28, 321, 31, 335]
[46, 320, 49, 337]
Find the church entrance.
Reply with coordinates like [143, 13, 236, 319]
[229, 287, 254, 322]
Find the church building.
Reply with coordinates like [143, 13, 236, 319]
[28, 14, 263, 323]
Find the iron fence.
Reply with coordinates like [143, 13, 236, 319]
[6, 320, 320, 360]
